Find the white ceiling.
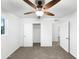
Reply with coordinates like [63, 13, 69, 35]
[1, 0, 77, 18]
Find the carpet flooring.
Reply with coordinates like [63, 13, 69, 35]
[7, 42, 76, 59]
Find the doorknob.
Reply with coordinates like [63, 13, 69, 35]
[66, 38, 69, 39]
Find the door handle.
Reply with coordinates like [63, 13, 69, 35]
[66, 38, 69, 39]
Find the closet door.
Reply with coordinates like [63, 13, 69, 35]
[41, 22, 52, 47]
[24, 23, 33, 47]
[60, 21, 70, 52]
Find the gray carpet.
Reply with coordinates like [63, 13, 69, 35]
[7, 42, 76, 59]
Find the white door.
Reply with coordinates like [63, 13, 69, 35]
[41, 22, 52, 47]
[60, 21, 70, 52]
[24, 23, 33, 47]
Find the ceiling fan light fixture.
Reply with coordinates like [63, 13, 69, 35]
[23, 0, 61, 17]
[35, 11, 44, 17]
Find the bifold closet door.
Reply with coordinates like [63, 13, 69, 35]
[24, 23, 33, 47]
[41, 22, 52, 47]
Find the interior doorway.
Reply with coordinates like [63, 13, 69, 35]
[33, 24, 41, 47]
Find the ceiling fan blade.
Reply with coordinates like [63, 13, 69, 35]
[23, 0, 36, 9]
[24, 11, 34, 15]
[44, 12, 55, 16]
[43, 0, 60, 9]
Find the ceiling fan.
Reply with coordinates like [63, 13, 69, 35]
[23, 0, 61, 18]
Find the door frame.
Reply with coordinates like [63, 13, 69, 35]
[33, 23, 41, 46]
[68, 21, 70, 53]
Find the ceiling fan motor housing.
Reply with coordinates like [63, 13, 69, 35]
[35, 0, 45, 6]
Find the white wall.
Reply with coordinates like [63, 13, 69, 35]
[59, 12, 77, 58]
[1, 12, 20, 59]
